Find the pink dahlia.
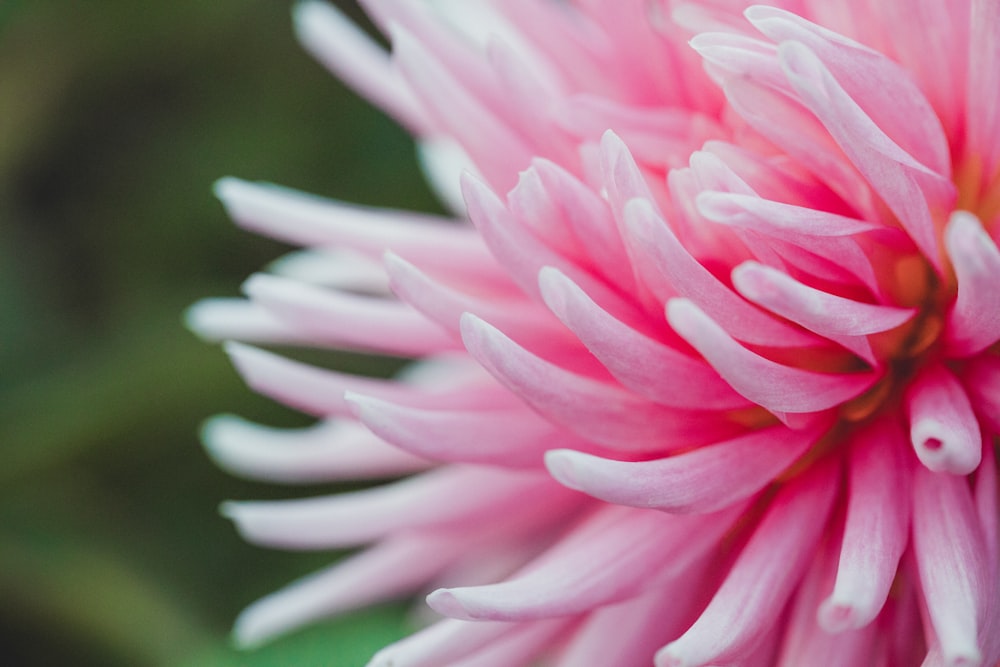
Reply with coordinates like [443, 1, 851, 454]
[189, 0, 1000, 665]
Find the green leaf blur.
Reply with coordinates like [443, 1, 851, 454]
[0, 2, 436, 665]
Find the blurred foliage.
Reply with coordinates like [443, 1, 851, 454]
[0, 1, 439, 665]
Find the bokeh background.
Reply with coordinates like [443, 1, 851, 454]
[0, 2, 440, 665]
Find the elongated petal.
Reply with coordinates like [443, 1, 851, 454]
[905, 363, 982, 475]
[820, 417, 910, 631]
[223, 466, 560, 549]
[538, 266, 750, 409]
[461, 313, 744, 450]
[346, 392, 584, 468]
[202, 415, 429, 482]
[912, 466, 988, 666]
[545, 424, 816, 512]
[943, 211, 1000, 356]
[214, 177, 501, 283]
[234, 535, 459, 647]
[623, 197, 819, 347]
[656, 459, 840, 667]
[368, 620, 519, 667]
[667, 298, 876, 414]
[427, 503, 742, 621]
[244, 273, 459, 355]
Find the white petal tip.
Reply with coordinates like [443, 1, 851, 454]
[425, 589, 476, 620]
[543, 450, 585, 492]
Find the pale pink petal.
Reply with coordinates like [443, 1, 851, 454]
[391, 26, 532, 192]
[656, 459, 840, 667]
[225, 342, 513, 417]
[427, 503, 742, 621]
[346, 392, 587, 468]
[667, 298, 877, 414]
[447, 619, 569, 667]
[461, 313, 745, 450]
[293, 1, 428, 133]
[905, 363, 983, 475]
[186, 298, 305, 344]
[201, 415, 429, 483]
[367, 620, 519, 667]
[820, 417, 911, 631]
[778, 532, 879, 666]
[538, 266, 750, 410]
[943, 211, 1000, 357]
[544, 424, 817, 512]
[912, 465, 988, 667]
[777, 40, 955, 268]
[233, 535, 459, 647]
[213, 177, 505, 287]
[222, 466, 563, 549]
[623, 196, 821, 348]
[243, 273, 459, 356]
[965, 0, 1000, 177]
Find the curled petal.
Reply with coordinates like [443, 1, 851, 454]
[427, 503, 742, 621]
[943, 211, 1000, 357]
[234, 535, 458, 647]
[222, 466, 561, 549]
[544, 424, 816, 513]
[667, 298, 877, 415]
[820, 417, 911, 631]
[905, 363, 982, 475]
[656, 459, 840, 667]
[201, 415, 429, 483]
[461, 313, 745, 450]
[538, 266, 749, 410]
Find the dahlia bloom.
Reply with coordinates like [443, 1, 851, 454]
[189, 0, 1000, 664]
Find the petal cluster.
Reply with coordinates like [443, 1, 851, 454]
[190, 1, 1000, 665]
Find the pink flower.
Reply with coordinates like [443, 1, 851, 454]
[188, 1, 1000, 665]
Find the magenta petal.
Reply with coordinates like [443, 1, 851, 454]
[544, 424, 816, 513]
[667, 298, 877, 414]
[905, 363, 983, 475]
[943, 211, 1000, 357]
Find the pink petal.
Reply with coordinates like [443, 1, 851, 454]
[538, 266, 750, 410]
[746, 5, 952, 177]
[623, 196, 821, 348]
[656, 459, 840, 667]
[346, 392, 584, 468]
[293, 1, 428, 133]
[213, 177, 504, 288]
[943, 211, 1000, 357]
[186, 297, 306, 344]
[447, 619, 570, 667]
[233, 535, 459, 647]
[225, 342, 513, 417]
[461, 313, 745, 451]
[905, 363, 983, 475]
[201, 415, 429, 483]
[544, 424, 817, 513]
[820, 417, 911, 631]
[368, 620, 521, 667]
[243, 273, 459, 356]
[427, 503, 742, 621]
[666, 298, 877, 415]
[912, 465, 988, 667]
[777, 40, 955, 269]
[966, 0, 1000, 178]
[392, 26, 532, 192]
[222, 466, 562, 549]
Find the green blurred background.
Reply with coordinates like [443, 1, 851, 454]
[0, 2, 441, 665]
